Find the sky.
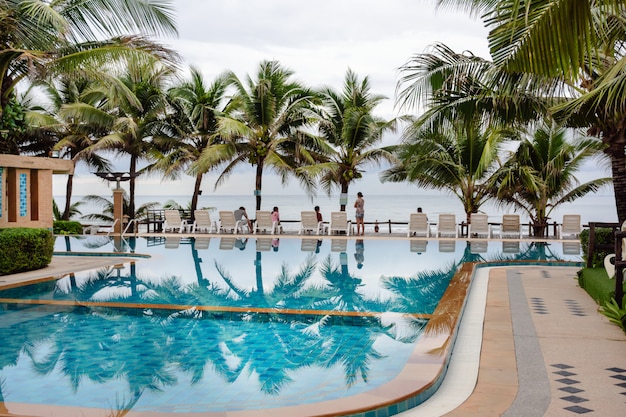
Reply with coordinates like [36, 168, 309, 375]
[55, 0, 611, 198]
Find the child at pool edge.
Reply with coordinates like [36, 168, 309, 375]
[271, 206, 282, 233]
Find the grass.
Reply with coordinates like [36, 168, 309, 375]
[578, 267, 626, 306]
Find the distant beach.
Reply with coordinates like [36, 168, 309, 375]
[57, 192, 618, 231]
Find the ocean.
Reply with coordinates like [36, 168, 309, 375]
[56, 192, 619, 231]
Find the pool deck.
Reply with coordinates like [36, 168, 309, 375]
[1, 233, 625, 416]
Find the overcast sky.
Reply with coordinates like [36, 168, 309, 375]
[56, 1, 610, 198]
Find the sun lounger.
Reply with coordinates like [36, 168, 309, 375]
[469, 213, 490, 238]
[562, 241, 580, 255]
[300, 211, 324, 235]
[328, 212, 351, 235]
[193, 236, 211, 250]
[560, 214, 581, 239]
[254, 210, 280, 234]
[219, 211, 245, 234]
[470, 240, 488, 254]
[437, 214, 457, 238]
[407, 213, 429, 237]
[192, 210, 217, 233]
[164, 210, 191, 233]
[501, 214, 521, 238]
[502, 241, 520, 253]
[164, 236, 181, 248]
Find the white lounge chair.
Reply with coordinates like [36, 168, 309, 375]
[164, 236, 181, 248]
[299, 211, 323, 235]
[331, 239, 347, 252]
[164, 210, 191, 233]
[502, 241, 520, 253]
[437, 214, 457, 238]
[219, 237, 235, 250]
[501, 214, 521, 238]
[254, 210, 280, 234]
[407, 213, 429, 237]
[561, 214, 581, 239]
[300, 239, 318, 252]
[192, 210, 217, 233]
[218, 211, 244, 234]
[328, 212, 351, 235]
[469, 213, 490, 238]
[470, 240, 488, 254]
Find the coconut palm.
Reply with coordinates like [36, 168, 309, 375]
[80, 192, 159, 225]
[490, 123, 611, 236]
[309, 69, 399, 211]
[152, 67, 233, 214]
[382, 117, 515, 223]
[201, 60, 319, 211]
[28, 77, 112, 219]
[0, 0, 177, 123]
[433, 1, 626, 222]
[78, 59, 174, 223]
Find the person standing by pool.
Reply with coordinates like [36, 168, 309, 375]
[354, 192, 365, 236]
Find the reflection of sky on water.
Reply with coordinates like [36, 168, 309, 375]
[50, 236, 583, 312]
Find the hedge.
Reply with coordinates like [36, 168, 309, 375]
[0, 228, 54, 275]
[53, 220, 83, 235]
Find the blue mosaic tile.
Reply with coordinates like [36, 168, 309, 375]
[19, 173, 27, 217]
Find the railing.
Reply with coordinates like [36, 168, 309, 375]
[614, 231, 625, 308]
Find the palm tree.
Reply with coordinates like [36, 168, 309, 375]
[30, 77, 112, 219]
[84, 58, 174, 223]
[381, 118, 515, 223]
[0, 0, 177, 124]
[201, 60, 319, 211]
[490, 123, 610, 236]
[310, 69, 399, 211]
[152, 67, 233, 214]
[433, 1, 626, 221]
[80, 192, 160, 225]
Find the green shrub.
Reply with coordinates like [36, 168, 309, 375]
[580, 228, 615, 268]
[0, 228, 54, 275]
[53, 220, 83, 235]
[599, 298, 626, 334]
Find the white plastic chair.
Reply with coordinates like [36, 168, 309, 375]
[299, 211, 323, 235]
[163, 210, 191, 233]
[437, 214, 457, 238]
[501, 214, 521, 238]
[219, 211, 244, 234]
[561, 214, 581, 239]
[193, 210, 217, 233]
[408, 213, 429, 237]
[469, 213, 490, 238]
[328, 212, 351, 235]
[254, 210, 279, 234]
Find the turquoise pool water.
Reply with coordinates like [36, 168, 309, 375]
[0, 236, 582, 415]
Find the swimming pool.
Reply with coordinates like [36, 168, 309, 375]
[0, 236, 583, 416]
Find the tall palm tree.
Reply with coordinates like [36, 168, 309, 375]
[200, 60, 319, 211]
[28, 77, 112, 219]
[310, 69, 398, 211]
[83, 59, 174, 222]
[0, 0, 178, 125]
[382, 118, 514, 223]
[152, 67, 233, 214]
[490, 123, 610, 236]
[434, 0, 626, 221]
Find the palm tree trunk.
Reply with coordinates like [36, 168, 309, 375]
[607, 138, 626, 224]
[129, 156, 137, 221]
[62, 174, 74, 220]
[255, 160, 264, 211]
[191, 173, 203, 216]
[340, 182, 349, 212]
